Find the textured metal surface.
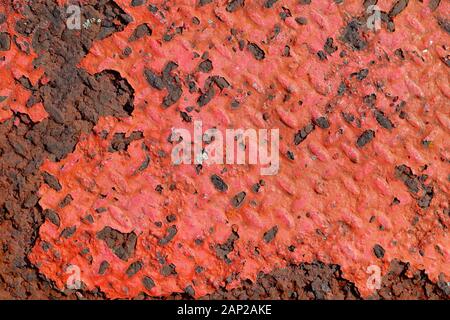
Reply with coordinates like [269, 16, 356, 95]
[0, 0, 47, 122]
[29, 0, 449, 298]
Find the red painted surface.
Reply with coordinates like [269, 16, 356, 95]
[0, 1, 47, 122]
[30, 0, 449, 298]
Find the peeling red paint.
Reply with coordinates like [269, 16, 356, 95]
[30, 0, 449, 298]
[0, 1, 47, 122]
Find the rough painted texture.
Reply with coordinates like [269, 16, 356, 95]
[0, 1, 47, 122]
[0, 0, 134, 299]
[29, 0, 449, 299]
